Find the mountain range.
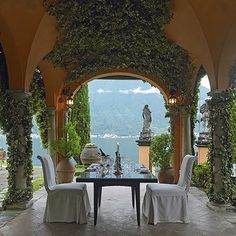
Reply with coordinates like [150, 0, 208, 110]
[88, 79, 210, 136]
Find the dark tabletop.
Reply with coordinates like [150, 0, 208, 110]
[76, 170, 157, 183]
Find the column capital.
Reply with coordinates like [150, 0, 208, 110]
[207, 89, 235, 104]
[7, 90, 30, 100]
[46, 106, 56, 116]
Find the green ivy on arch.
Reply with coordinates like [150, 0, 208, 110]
[30, 69, 49, 149]
[44, 0, 193, 97]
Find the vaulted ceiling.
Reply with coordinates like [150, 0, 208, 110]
[0, 0, 236, 106]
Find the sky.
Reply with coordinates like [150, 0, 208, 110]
[201, 75, 210, 89]
[94, 75, 210, 94]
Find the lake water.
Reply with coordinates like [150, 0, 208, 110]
[0, 136, 139, 166]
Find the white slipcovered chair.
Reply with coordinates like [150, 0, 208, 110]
[142, 155, 196, 224]
[37, 155, 91, 224]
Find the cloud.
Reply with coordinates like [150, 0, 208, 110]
[119, 87, 160, 94]
[201, 75, 211, 89]
[97, 89, 112, 93]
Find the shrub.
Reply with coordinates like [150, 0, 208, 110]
[192, 162, 210, 189]
[149, 133, 173, 170]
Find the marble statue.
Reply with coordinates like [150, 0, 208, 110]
[139, 105, 152, 141]
[142, 105, 152, 132]
[200, 103, 209, 132]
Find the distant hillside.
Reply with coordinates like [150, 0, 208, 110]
[88, 79, 210, 136]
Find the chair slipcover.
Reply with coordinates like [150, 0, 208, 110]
[142, 155, 196, 224]
[37, 155, 91, 224]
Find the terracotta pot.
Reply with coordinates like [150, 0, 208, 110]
[56, 158, 76, 184]
[80, 144, 101, 166]
[158, 167, 174, 184]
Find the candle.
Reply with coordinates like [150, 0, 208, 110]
[117, 142, 120, 152]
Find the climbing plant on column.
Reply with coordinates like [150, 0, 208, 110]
[0, 90, 33, 209]
[207, 90, 235, 204]
[30, 69, 49, 149]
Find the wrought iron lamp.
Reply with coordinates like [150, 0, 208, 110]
[66, 96, 74, 108]
[61, 87, 74, 108]
[168, 95, 177, 105]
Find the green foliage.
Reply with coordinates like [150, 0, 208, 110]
[192, 162, 210, 189]
[75, 164, 86, 176]
[71, 85, 90, 162]
[44, 0, 193, 96]
[50, 122, 81, 159]
[0, 90, 33, 209]
[230, 99, 236, 163]
[150, 133, 173, 169]
[30, 70, 49, 148]
[207, 90, 235, 204]
[32, 176, 44, 192]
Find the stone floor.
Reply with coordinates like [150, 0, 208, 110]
[0, 184, 235, 236]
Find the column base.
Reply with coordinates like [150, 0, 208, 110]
[5, 200, 33, 210]
[207, 201, 235, 212]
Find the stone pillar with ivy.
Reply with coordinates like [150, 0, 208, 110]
[207, 89, 235, 208]
[1, 90, 33, 209]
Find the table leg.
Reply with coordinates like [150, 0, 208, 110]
[135, 184, 140, 226]
[94, 183, 99, 225]
[131, 187, 135, 208]
[98, 187, 102, 207]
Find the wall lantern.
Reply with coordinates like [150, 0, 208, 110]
[168, 89, 177, 105]
[168, 95, 177, 105]
[66, 96, 74, 108]
[62, 87, 74, 108]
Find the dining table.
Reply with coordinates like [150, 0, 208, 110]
[76, 165, 158, 226]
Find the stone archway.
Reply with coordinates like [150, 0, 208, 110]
[57, 69, 186, 182]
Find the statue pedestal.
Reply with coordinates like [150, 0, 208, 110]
[136, 140, 151, 170]
[195, 132, 210, 164]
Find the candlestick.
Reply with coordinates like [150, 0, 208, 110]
[117, 142, 120, 152]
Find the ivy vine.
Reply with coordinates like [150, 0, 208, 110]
[44, 0, 193, 97]
[30, 69, 49, 149]
[207, 90, 235, 204]
[0, 90, 33, 209]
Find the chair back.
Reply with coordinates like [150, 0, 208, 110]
[177, 155, 197, 193]
[37, 155, 56, 192]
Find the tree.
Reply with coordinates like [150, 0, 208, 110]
[71, 84, 90, 162]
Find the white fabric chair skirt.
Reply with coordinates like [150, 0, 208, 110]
[142, 183, 190, 224]
[44, 183, 91, 224]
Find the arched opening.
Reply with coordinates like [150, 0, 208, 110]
[192, 66, 211, 158]
[57, 70, 188, 180]
[87, 77, 170, 164]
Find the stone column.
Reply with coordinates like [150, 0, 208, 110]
[207, 89, 235, 210]
[46, 107, 56, 167]
[180, 106, 192, 157]
[168, 105, 182, 183]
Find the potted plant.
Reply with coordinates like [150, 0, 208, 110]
[50, 122, 81, 183]
[150, 133, 174, 183]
